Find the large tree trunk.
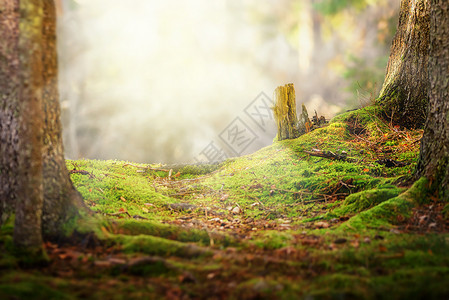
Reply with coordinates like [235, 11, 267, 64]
[0, 0, 87, 251]
[377, 0, 430, 129]
[0, 0, 45, 251]
[416, 0, 449, 199]
[13, 0, 45, 251]
[0, 0, 20, 225]
[40, 0, 86, 238]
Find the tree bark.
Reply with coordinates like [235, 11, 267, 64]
[40, 0, 86, 238]
[0, 0, 87, 251]
[377, 0, 430, 129]
[13, 0, 45, 251]
[416, 0, 449, 199]
[0, 0, 20, 225]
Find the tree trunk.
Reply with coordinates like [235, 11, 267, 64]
[0, 0, 87, 251]
[13, 0, 45, 251]
[0, 0, 20, 225]
[377, 0, 430, 129]
[40, 0, 86, 238]
[416, 0, 449, 199]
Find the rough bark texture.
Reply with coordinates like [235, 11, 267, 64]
[416, 0, 449, 200]
[40, 0, 86, 238]
[377, 0, 430, 129]
[0, 0, 87, 248]
[273, 84, 299, 140]
[0, 0, 20, 225]
[13, 0, 45, 250]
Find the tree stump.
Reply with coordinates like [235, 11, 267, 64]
[273, 83, 299, 140]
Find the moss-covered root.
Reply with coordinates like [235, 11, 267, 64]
[111, 219, 235, 247]
[336, 185, 404, 216]
[339, 178, 430, 231]
[65, 217, 217, 258]
[113, 234, 212, 258]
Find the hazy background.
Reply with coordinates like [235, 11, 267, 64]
[57, 0, 399, 164]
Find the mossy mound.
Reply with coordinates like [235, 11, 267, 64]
[337, 185, 404, 216]
[2, 106, 446, 299]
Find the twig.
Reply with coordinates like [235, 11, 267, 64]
[375, 159, 410, 168]
[107, 211, 132, 218]
[69, 169, 96, 178]
[123, 163, 170, 172]
[304, 148, 357, 162]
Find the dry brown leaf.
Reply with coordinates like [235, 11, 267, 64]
[315, 221, 330, 229]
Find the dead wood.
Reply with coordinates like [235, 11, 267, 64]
[304, 148, 357, 162]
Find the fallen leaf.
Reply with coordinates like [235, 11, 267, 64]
[108, 257, 126, 265]
[351, 240, 360, 248]
[101, 226, 110, 235]
[178, 272, 196, 283]
[315, 221, 329, 229]
[94, 260, 112, 268]
[231, 207, 241, 214]
[120, 196, 127, 202]
[378, 244, 388, 252]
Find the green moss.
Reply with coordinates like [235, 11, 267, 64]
[443, 204, 449, 219]
[114, 234, 211, 258]
[0, 273, 73, 300]
[372, 268, 449, 299]
[252, 231, 294, 250]
[0, 215, 14, 236]
[124, 257, 177, 277]
[340, 178, 429, 231]
[307, 273, 370, 299]
[330, 105, 378, 124]
[232, 278, 290, 299]
[404, 177, 431, 205]
[111, 219, 234, 246]
[342, 196, 413, 230]
[336, 185, 404, 216]
[176, 163, 221, 176]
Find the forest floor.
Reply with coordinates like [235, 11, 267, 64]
[1, 106, 449, 299]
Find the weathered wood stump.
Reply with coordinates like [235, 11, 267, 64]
[273, 83, 314, 140]
[273, 83, 299, 140]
